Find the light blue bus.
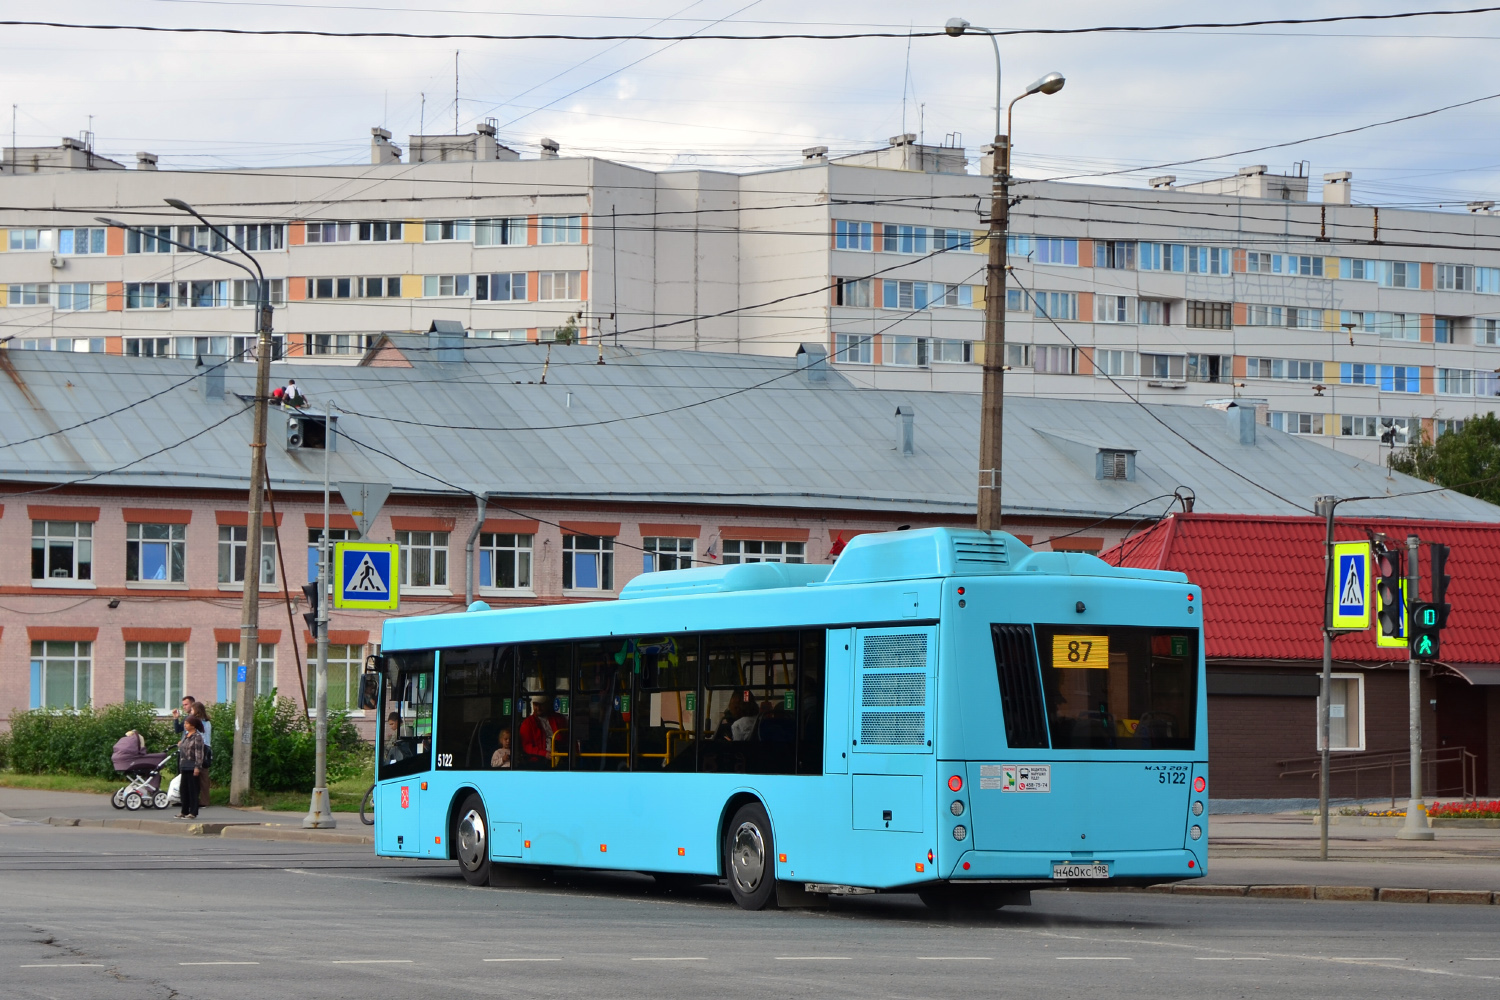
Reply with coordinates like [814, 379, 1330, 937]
[373, 528, 1208, 910]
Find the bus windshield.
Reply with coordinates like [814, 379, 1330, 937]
[1031, 625, 1197, 751]
[378, 650, 434, 780]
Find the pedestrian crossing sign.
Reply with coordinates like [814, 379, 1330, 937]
[334, 542, 400, 610]
[1331, 541, 1371, 630]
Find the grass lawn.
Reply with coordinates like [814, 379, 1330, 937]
[0, 772, 122, 794]
[4, 760, 373, 813]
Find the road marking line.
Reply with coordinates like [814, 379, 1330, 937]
[1194, 957, 1269, 961]
[483, 958, 562, 963]
[1057, 957, 1133, 961]
[917, 957, 993, 961]
[20, 964, 104, 968]
[331, 960, 414, 964]
[1465, 958, 1500, 962]
[179, 962, 260, 966]
[631, 957, 706, 962]
[774, 957, 852, 961]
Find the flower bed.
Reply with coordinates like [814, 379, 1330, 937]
[1426, 800, 1500, 819]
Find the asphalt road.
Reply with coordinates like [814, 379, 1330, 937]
[4, 821, 1499, 1000]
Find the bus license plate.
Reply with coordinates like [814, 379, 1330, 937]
[1052, 863, 1110, 880]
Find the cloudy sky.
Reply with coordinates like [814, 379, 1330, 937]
[3, 1, 1500, 206]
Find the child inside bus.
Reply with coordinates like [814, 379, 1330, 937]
[489, 728, 512, 769]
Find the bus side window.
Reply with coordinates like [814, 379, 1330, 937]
[378, 650, 435, 781]
[796, 629, 826, 775]
[516, 642, 571, 771]
[434, 645, 512, 770]
[633, 634, 701, 772]
[701, 631, 800, 776]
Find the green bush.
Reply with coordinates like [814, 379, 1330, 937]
[7, 703, 177, 779]
[207, 695, 366, 792]
[0, 728, 11, 770]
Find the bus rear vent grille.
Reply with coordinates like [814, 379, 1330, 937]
[862, 633, 927, 672]
[954, 538, 1009, 567]
[862, 672, 925, 707]
[860, 712, 926, 745]
[992, 623, 1049, 750]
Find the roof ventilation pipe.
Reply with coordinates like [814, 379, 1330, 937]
[202, 356, 225, 399]
[1226, 403, 1256, 445]
[540, 138, 560, 159]
[896, 405, 916, 456]
[135, 152, 158, 171]
[796, 342, 828, 382]
[427, 319, 466, 362]
[1323, 171, 1352, 205]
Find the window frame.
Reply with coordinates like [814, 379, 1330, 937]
[396, 530, 451, 590]
[721, 540, 805, 565]
[478, 532, 534, 592]
[32, 520, 93, 583]
[124, 641, 186, 714]
[1317, 673, 1366, 752]
[126, 523, 187, 584]
[642, 536, 694, 573]
[30, 640, 92, 711]
[562, 534, 615, 592]
[217, 525, 277, 587]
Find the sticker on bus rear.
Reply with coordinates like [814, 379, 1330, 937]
[997, 764, 1050, 792]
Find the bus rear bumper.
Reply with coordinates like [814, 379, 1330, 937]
[946, 848, 1204, 885]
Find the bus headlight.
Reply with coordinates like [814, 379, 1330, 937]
[1192, 801, 1204, 816]
[950, 800, 965, 817]
[1190, 825, 1202, 841]
[952, 825, 968, 842]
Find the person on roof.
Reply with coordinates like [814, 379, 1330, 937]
[283, 379, 306, 408]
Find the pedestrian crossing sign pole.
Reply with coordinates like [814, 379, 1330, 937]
[334, 542, 400, 611]
[1330, 541, 1372, 631]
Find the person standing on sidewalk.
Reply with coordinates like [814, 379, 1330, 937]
[177, 717, 205, 820]
[189, 702, 212, 807]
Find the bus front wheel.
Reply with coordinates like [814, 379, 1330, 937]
[454, 793, 491, 887]
[724, 802, 777, 911]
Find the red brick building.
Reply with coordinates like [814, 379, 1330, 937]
[1108, 514, 1500, 801]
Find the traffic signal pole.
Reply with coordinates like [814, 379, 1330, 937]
[1315, 496, 1336, 861]
[1397, 533, 1434, 840]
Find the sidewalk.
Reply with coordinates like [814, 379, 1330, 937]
[0, 787, 373, 844]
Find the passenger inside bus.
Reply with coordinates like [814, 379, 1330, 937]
[519, 696, 565, 768]
[490, 728, 512, 769]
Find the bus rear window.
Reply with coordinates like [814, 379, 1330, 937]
[1031, 625, 1197, 750]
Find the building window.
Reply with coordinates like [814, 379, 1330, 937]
[1094, 349, 1138, 378]
[218, 526, 276, 586]
[643, 537, 694, 573]
[1270, 412, 1324, 435]
[229, 278, 285, 307]
[1380, 365, 1421, 394]
[1342, 310, 1420, 341]
[1186, 300, 1232, 329]
[1341, 415, 1380, 438]
[1094, 241, 1136, 269]
[307, 277, 356, 300]
[1138, 299, 1170, 325]
[1189, 246, 1232, 275]
[1480, 319, 1500, 346]
[1477, 267, 1500, 294]
[55, 283, 104, 311]
[1033, 238, 1078, 266]
[834, 277, 872, 307]
[1244, 304, 1285, 326]
[539, 215, 583, 244]
[125, 642, 185, 713]
[479, 533, 532, 590]
[1034, 344, 1074, 374]
[474, 217, 525, 246]
[126, 523, 186, 583]
[833, 333, 873, 364]
[835, 220, 873, 251]
[1435, 264, 1470, 291]
[1436, 418, 1467, 438]
[422, 274, 472, 297]
[30, 640, 91, 710]
[307, 527, 361, 583]
[883, 335, 929, 367]
[175, 225, 228, 254]
[307, 643, 363, 712]
[538, 271, 582, 300]
[125, 282, 172, 309]
[1100, 450, 1130, 480]
[32, 521, 92, 581]
[125, 226, 173, 254]
[6, 283, 50, 306]
[1141, 353, 1186, 381]
[1032, 291, 1078, 321]
[1005, 344, 1033, 368]
[563, 535, 614, 590]
[882, 280, 929, 310]
[1340, 362, 1379, 387]
[1437, 368, 1474, 395]
[930, 338, 972, 364]
[1435, 317, 1457, 344]
[1290, 308, 1322, 330]
[8, 228, 54, 252]
[228, 223, 284, 250]
[216, 642, 276, 700]
[933, 227, 973, 251]
[722, 540, 805, 564]
[1317, 674, 1365, 751]
[305, 221, 355, 244]
[1187, 354, 1231, 383]
[476, 272, 528, 302]
[1094, 294, 1136, 323]
[396, 530, 449, 588]
[306, 334, 377, 356]
[1139, 243, 1187, 272]
[882, 224, 930, 254]
[176, 280, 229, 308]
[58, 227, 107, 255]
[124, 337, 173, 358]
[1246, 358, 1323, 381]
[424, 219, 473, 242]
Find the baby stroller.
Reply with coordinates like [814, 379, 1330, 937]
[110, 732, 175, 811]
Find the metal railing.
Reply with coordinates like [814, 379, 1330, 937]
[1277, 746, 1478, 808]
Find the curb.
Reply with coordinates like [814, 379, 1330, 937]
[1141, 882, 1498, 905]
[45, 815, 372, 846]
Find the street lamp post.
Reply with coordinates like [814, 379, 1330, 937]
[104, 202, 276, 805]
[946, 18, 1064, 531]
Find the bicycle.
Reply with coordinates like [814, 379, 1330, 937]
[359, 784, 375, 826]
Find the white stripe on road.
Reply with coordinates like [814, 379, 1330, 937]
[180, 962, 261, 966]
[20, 964, 104, 968]
[1465, 958, 1500, 962]
[917, 957, 993, 961]
[331, 960, 414, 965]
[631, 957, 706, 962]
[774, 957, 852, 961]
[483, 958, 563, 963]
[1195, 957, 1269, 961]
[1057, 957, 1133, 961]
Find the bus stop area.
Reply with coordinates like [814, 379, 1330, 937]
[5, 786, 1495, 901]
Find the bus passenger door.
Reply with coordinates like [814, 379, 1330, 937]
[824, 629, 853, 774]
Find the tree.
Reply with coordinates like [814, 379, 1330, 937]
[1390, 413, 1500, 505]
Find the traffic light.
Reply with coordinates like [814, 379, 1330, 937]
[301, 582, 321, 633]
[1430, 542, 1452, 629]
[1374, 540, 1404, 639]
[1409, 601, 1441, 659]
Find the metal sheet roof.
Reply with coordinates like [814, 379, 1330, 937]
[1, 343, 1497, 523]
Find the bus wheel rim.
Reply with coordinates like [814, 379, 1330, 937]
[731, 821, 765, 892]
[458, 809, 486, 870]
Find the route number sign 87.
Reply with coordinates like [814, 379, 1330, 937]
[1052, 634, 1110, 669]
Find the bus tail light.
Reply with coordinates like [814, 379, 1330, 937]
[948, 775, 963, 792]
[927, 849, 934, 863]
[952, 825, 968, 842]
[1194, 776, 1206, 793]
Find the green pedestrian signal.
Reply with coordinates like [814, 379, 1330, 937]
[1409, 601, 1441, 660]
[1415, 635, 1437, 657]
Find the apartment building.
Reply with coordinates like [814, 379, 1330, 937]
[3, 129, 1499, 462]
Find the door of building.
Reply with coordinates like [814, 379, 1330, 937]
[1434, 677, 1488, 797]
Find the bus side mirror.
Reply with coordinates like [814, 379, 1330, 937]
[358, 671, 380, 710]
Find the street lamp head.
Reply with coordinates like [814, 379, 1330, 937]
[1025, 72, 1066, 96]
[95, 216, 124, 228]
[944, 17, 970, 36]
[164, 197, 193, 212]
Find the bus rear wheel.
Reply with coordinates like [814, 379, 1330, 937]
[724, 802, 776, 911]
[454, 793, 491, 887]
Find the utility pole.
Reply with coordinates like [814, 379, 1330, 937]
[305, 403, 336, 828]
[1315, 495, 1336, 860]
[976, 133, 1008, 531]
[1398, 533, 1435, 840]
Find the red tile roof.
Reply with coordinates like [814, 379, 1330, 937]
[1102, 514, 1500, 664]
